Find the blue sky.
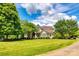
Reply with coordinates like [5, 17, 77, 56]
[16, 3, 79, 26]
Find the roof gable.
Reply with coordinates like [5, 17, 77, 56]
[40, 26, 53, 34]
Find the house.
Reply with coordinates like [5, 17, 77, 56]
[36, 26, 54, 39]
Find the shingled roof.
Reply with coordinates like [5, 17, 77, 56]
[40, 26, 53, 34]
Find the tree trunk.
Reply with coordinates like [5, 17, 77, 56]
[21, 34, 24, 39]
[32, 32, 35, 39]
[6, 35, 8, 39]
[27, 33, 31, 39]
[16, 35, 18, 39]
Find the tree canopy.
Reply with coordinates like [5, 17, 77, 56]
[20, 20, 38, 39]
[0, 3, 22, 39]
[54, 19, 78, 39]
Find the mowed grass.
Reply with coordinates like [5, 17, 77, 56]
[0, 39, 76, 56]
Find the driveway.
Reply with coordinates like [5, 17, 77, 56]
[38, 42, 79, 56]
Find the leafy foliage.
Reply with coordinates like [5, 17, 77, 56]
[21, 20, 38, 39]
[54, 19, 78, 39]
[0, 3, 22, 40]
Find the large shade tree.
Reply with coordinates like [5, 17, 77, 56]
[54, 19, 78, 39]
[0, 3, 22, 40]
[26, 22, 38, 39]
[21, 20, 38, 39]
[20, 20, 28, 39]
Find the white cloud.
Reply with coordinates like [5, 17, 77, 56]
[55, 4, 69, 12]
[64, 15, 71, 19]
[21, 3, 53, 15]
[20, 3, 77, 26]
[71, 16, 77, 20]
[31, 13, 77, 26]
[21, 4, 29, 8]
[77, 21, 79, 28]
[20, 3, 69, 15]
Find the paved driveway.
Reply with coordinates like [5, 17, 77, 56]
[39, 42, 79, 56]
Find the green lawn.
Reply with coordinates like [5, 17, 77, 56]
[0, 39, 76, 56]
